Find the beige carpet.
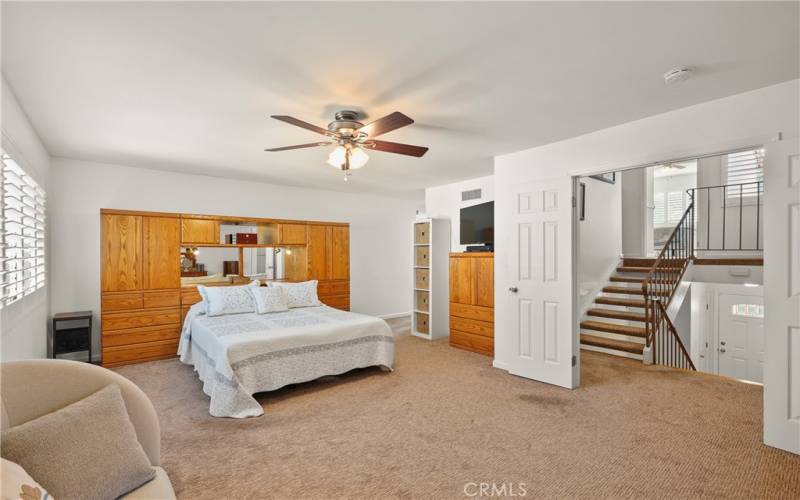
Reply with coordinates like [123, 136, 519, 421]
[114, 318, 800, 499]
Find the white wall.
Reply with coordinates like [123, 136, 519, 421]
[425, 175, 493, 252]
[621, 168, 651, 256]
[578, 176, 621, 315]
[494, 79, 799, 376]
[1, 76, 52, 360]
[50, 158, 419, 353]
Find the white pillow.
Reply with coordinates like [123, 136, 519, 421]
[1, 459, 53, 500]
[250, 286, 289, 314]
[200, 281, 260, 317]
[270, 280, 322, 308]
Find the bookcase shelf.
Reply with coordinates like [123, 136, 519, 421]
[411, 218, 450, 340]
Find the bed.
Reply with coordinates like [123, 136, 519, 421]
[178, 303, 395, 418]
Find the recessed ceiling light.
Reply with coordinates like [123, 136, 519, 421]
[663, 67, 693, 85]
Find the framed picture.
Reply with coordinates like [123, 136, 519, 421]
[589, 172, 616, 184]
[579, 182, 586, 221]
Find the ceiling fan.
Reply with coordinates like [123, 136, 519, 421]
[265, 110, 428, 180]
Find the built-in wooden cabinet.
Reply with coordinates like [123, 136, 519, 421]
[278, 223, 307, 245]
[101, 214, 142, 292]
[449, 252, 494, 356]
[100, 209, 350, 366]
[143, 217, 181, 289]
[306, 223, 350, 309]
[181, 218, 219, 244]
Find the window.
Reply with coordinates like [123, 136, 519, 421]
[724, 148, 764, 198]
[731, 303, 764, 319]
[1, 150, 46, 308]
[654, 190, 688, 227]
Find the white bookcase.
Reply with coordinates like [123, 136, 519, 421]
[411, 218, 450, 339]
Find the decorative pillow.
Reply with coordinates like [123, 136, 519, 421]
[0, 384, 155, 500]
[270, 280, 322, 308]
[1, 459, 54, 500]
[250, 286, 289, 314]
[201, 281, 260, 317]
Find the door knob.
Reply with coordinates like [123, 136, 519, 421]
[509, 287, 519, 293]
[720, 348, 726, 353]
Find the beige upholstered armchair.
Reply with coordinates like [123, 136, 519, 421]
[1, 359, 176, 499]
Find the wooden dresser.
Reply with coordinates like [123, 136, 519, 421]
[448, 252, 494, 356]
[100, 208, 350, 367]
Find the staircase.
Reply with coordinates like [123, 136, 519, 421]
[580, 258, 654, 359]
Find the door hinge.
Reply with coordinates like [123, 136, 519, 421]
[572, 355, 577, 367]
[572, 196, 577, 208]
[706, 304, 709, 310]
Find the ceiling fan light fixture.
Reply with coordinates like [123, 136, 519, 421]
[327, 144, 369, 170]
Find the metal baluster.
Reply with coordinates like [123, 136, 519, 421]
[739, 184, 743, 250]
[756, 181, 761, 250]
[722, 185, 727, 250]
[706, 188, 710, 250]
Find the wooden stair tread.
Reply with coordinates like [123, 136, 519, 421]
[595, 297, 646, 308]
[586, 308, 646, 322]
[581, 320, 646, 337]
[609, 276, 644, 283]
[602, 286, 645, 295]
[581, 334, 645, 354]
[616, 266, 653, 273]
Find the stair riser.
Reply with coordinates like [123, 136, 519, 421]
[583, 316, 646, 327]
[580, 330, 646, 344]
[581, 344, 644, 361]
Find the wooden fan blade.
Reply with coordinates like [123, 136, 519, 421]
[358, 111, 414, 138]
[367, 140, 428, 157]
[271, 115, 331, 136]
[265, 142, 332, 152]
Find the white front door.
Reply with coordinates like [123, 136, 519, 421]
[506, 178, 578, 388]
[718, 293, 764, 383]
[763, 138, 800, 454]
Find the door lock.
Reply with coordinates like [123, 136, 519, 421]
[720, 341, 726, 346]
[508, 287, 519, 293]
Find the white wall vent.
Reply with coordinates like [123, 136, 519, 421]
[461, 189, 482, 201]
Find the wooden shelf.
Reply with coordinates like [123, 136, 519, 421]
[179, 243, 305, 248]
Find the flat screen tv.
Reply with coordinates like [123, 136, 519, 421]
[460, 201, 494, 245]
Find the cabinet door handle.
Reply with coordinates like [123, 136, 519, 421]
[509, 287, 519, 293]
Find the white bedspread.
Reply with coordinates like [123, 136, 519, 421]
[178, 304, 395, 418]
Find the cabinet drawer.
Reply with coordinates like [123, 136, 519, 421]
[415, 269, 430, 290]
[143, 289, 180, 308]
[450, 330, 493, 356]
[415, 312, 430, 334]
[102, 325, 181, 348]
[102, 292, 143, 312]
[181, 305, 191, 325]
[450, 302, 494, 322]
[414, 222, 430, 244]
[450, 316, 493, 338]
[415, 290, 429, 312]
[317, 280, 350, 296]
[181, 287, 203, 305]
[102, 307, 180, 331]
[415, 246, 430, 267]
[322, 296, 350, 311]
[102, 339, 179, 367]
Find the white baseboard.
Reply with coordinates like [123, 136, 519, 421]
[380, 311, 411, 320]
[492, 359, 509, 371]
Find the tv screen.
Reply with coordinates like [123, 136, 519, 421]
[460, 201, 494, 245]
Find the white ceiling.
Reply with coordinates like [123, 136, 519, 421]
[2, 2, 798, 198]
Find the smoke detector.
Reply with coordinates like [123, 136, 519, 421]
[663, 67, 693, 85]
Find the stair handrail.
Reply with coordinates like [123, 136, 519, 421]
[641, 201, 694, 366]
[651, 301, 696, 370]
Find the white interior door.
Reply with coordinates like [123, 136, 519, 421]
[506, 177, 577, 388]
[763, 137, 800, 454]
[717, 293, 764, 383]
